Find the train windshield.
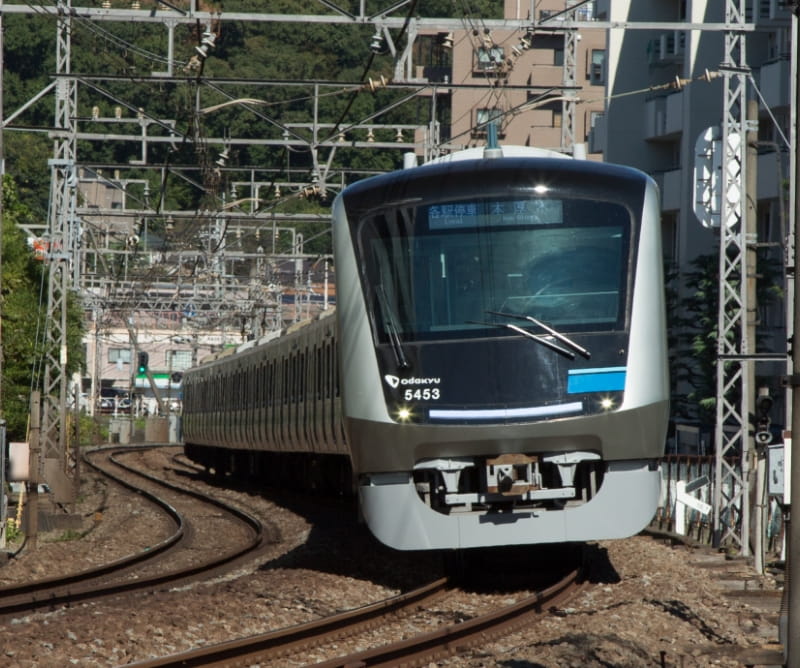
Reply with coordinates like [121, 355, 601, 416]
[359, 196, 631, 343]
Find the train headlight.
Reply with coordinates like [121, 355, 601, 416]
[599, 396, 615, 411]
[396, 406, 413, 422]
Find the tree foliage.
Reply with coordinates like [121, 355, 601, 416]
[669, 251, 785, 427]
[1, 178, 85, 440]
[668, 254, 718, 424]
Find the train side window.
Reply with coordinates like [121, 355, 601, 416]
[297, 352, 305, 403]
[316, 346, 323, 400]
[268, 360, 274, 408]
[326, 341, 334, 399]
[252, 364, 257, 409]
[291, 354, 297, 403]
[249, 364, 255, 409]
[257, 362, 264, 408]
[283, 358, 289, 405]
[332, 343, 340, 398]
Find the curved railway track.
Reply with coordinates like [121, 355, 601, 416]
[126, 560, 583, 667]
[0, 445, 267, 619]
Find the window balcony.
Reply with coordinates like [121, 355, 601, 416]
[644, 90, 683, 140]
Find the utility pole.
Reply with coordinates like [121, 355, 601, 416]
[745, 98, 762, 573]
[0, 3, 5, 417]
[40, 0, 79, 504]
[787, 4, 800, 664]
[0, 5, 5, 553]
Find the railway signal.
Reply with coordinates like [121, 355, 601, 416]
[137, 351, 149, 375]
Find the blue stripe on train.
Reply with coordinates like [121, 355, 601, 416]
[567, 367, 626, 394]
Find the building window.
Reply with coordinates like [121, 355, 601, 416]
[661, 212, 678, 267]
[473, 108, 505, 136]
[587, 110, 605, 150]
[168, 349, 192, 371]
[474, 46, 505, 74]
[108, 348, 131, 364]
[588, 49, 605, 85]
[572, 2, 595, 21]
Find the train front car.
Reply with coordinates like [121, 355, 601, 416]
[333, 149, 668, 551]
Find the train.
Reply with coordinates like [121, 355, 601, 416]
[182, 144, 669, 551]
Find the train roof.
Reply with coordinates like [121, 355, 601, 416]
[424, 145, 571, 164]
[338, 147, 652, 218]
[193, 307, 336, 368]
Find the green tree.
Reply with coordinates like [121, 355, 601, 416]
[669, 254, 718, 424]
[670, 251, 785, 426]
[1, 177, 85, 440]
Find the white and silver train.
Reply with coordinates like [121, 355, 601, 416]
[182, 145, 669, 551]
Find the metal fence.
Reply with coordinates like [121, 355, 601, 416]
[652, 453, 786, 559]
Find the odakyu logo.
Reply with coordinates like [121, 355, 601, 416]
[384, 375, 441, 388]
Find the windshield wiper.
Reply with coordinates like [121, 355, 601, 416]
[376, 284, 410, 369]
[468, 320, 576, 360]
[487, 310, 592, 359]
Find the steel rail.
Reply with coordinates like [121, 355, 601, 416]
[124, 562, 582, 667]
[0, 445, 265, 618]
[124, 577, 451, 668]
[314, 566, 582, 667]
[0, 446, 184, 599]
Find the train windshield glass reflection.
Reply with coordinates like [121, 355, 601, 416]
[361, 197, 631, 343]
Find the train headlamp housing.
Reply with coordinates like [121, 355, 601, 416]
[395, 405, 414, 422]
[599, 395, 617, 412]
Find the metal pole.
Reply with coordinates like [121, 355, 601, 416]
[0, 7, 5, 552]
[0, 4, 5, 420]
[788, 7, 800, 664]
[0, 420, 6, 551]
[27, 392, 40, 550]
[746, 99, 761, 573]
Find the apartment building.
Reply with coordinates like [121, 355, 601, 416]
[426, 0, 607, 157]
[599, 0, 790, 276]
[597, 0, 790, 425]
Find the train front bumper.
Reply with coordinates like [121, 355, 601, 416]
[358, 459, 660, 550]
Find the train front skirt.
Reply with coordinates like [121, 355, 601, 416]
[358, 459, 659, 550]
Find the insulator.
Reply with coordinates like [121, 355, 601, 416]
[215, 149, 230, 167]
[367, 75, 388, 92]
[370, 30, 383, 54]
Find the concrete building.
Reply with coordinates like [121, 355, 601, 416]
[599, 0, 790, 277]
[440, 0, 607, 157]
[598, 0, 790, 428]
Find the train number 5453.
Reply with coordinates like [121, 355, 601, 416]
[404, 388, 441, 401]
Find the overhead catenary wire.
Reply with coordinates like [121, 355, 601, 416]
[17, 1, 725, 334]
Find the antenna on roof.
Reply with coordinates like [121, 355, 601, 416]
[484, 121, 503, 159]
